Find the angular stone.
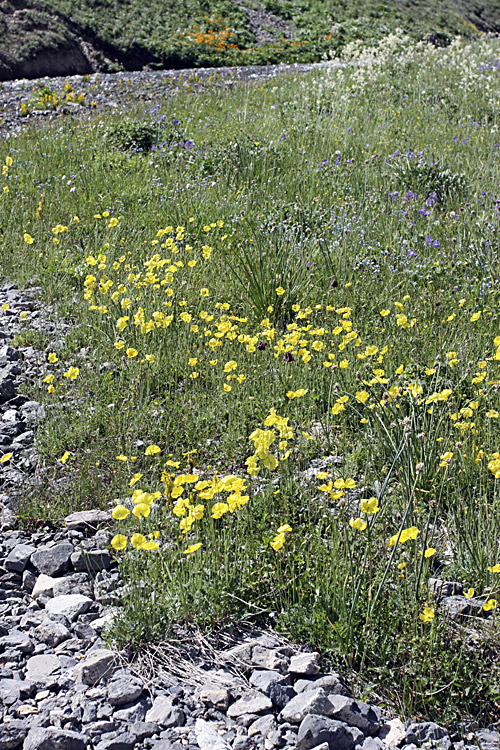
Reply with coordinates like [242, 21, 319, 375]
[359, 738, 385, 750]
[295, 674, 351, 697]
[34, 618, 71, 647]
[248, 714, 278, 738]
[428, 578, 463, 599]
[130, 721, 157, 741]
[0, 379, 16, 404]
[32, 543, 74, 577]
[296, 715, 364, 750]
[45, 594, 92, 621]
[250, 645, 290, 672]
[226, 691, 273, 718]
[327, 695, 381, 736]
[0, 631, 33, 654]
[475, 729, 500, 749]
[4, 543, 36, 572]
[378, 717, 405, 748]
[53, 573, 93, 598]
[289, 652, 321, 675]
[25, 654, 61, 679]
[194, 718, 231, 750]
[0, 719, 29, 749]
[250, 670, 291, 693]
[71, 549, 113, 573]
[405, 722, 448, 745]
[268, 681, 296, 709]
[73, 648, 117, 685]
[114, 697, 149, 723]
[0, 678, 34, 705]
[32, 574, 56, 599]
[23, 727, 88, 750]
[145, 695, 186, 727]
[95, 733, 136, 750]
[280, 688, 333, 724]
[65, 509, 111, 531]
[108, 677, 143, 706]
[199, 684, 232, 710]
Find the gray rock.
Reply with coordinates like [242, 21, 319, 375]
[475, 729, 500, 749]
[251, 645, 290, 673]
[0, 378, 16, 403]
[0, 719, 29, 749]
[280, 688, 333, 724]
[32, 574, 56, 599]
[108, 677, 143, 706]
[25, 654, 61, 679]
[146, 696, 186, 727]
[23, 727, 88, 750]
[53, 573, 93, 598]
[32, 542, 74, 576]
[249, 670, 291, 693]
[65, 509, 111, 531]
[71, 549, 114, 573]
[95, 733, 136, 750]
[194, 718, 231, 750]
[327, 695, 381, 736]
[296, 715, 364, 750]
[405, 722, 448, 745]
[0, 631, 33, 654]
[34, 618, 71, 647]
[130, 722, 157, 741]
[268, 681, 296, 709]
[45, 594, 92, 621]
[378, 717, 406, 748]
[248, 714, 278, 738]
[199, 684, 232, 710]
[114, 697, 150, 723]
[295, 674, 351, 697]
[289, 652, 321, 675]
[358, 738, 385, 750]
[428, 578, 463, 599]
[73, 648, 117, 685]
[4, 543, 36, 572]
[226, 691, 273, 718]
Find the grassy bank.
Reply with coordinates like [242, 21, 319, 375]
[2, 33, 500, 729]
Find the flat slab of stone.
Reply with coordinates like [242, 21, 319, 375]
[226, 691, 273, 718]
[24, 727, 88, 750]
[25, 654, 61, 679]
[73, 649, 117, 686]
[64, 509, 111, 531]
[280, 688, 332, 724]
[45, 594, 92, 621]
[145, 695, 185, 727]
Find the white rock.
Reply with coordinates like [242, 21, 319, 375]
[32, 574, 56, 600]
[45, 594, 92, 621]
[288, 652, 321, 675]
[379, 717, 406, 748]
[195, 718, 231, 750]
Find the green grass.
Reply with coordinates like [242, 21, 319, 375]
[2, 33, 500, 731]
[2, 0, 500, 78]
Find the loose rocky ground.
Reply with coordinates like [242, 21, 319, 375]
[1, 288, 499, 748]
[0, 60, 339, 140]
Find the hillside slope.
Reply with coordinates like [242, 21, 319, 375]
[1, 0, 499, 81]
